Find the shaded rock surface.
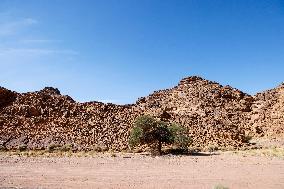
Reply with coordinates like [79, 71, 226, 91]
[0, 77, 283, 151]
[0, 87, 17, 109]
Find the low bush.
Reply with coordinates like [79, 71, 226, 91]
[18, 144, 27, 152]
[214, 184, 229, 189]
[60, 144, 72, 152]
[47, 143, 61, 152]
[244, 135, 253, 143]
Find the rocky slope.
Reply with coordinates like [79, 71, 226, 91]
[136, 76, 254, 149]
[0, 87, 139, 151]
[249, 83, 284, 138]
[0, 76, 282, 151]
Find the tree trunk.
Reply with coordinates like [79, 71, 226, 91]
[150, 142, 162, 156]
[158, 141, 162, 155]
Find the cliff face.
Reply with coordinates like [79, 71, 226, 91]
[0, 76, 282, 151]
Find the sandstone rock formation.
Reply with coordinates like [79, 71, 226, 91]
[0, 87, 139, 151]
[136, 76, 254, 149]
[249, 83, 284, 138]
[0, 76, 283, 151]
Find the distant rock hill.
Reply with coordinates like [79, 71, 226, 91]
[0, 76, 283, 151]
[250, 83, 284, 138]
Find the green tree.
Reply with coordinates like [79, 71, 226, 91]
[129, 115, 191, 155]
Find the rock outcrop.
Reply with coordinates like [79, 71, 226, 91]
[0, 76, 283, 151]
[0, 87, 139, 151]
[249, 83, 284, 138]
[0, 87, 17, 109]
[136, 76, 254, 149]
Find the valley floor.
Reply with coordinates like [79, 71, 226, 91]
[0, 152, 284, 189]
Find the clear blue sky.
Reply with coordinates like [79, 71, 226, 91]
[1, 0, 284, 104]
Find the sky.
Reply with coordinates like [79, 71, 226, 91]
[0, 0, 284, 104]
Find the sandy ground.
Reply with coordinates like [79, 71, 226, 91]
[0, 153, 284, 189]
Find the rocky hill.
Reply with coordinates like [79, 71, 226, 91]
[0, 87, 139, 151]
[136, 76, 254, 149]
[250, 83, 284, 138]
[0, 76, 283, 151]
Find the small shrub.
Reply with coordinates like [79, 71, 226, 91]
[18, 144, 27, 152]
[93, 143, 109, 152]
[60, 144, 72, 152]
[244, 135, 253, 143]
[47, 143, 61, 152]
[214, 184, 229, 189]
[110, 152, 117, 157]
[92, 144, 102, 152]
[207, 144, 219, 152]
[0, 145, 7, 152]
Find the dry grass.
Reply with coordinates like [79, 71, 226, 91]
[0, 150, 103, 157]
[0, 149, 138, 158]
[1, 145, 284, 158]
[230, 147, 284, 158]
[214, 184, 229, 189]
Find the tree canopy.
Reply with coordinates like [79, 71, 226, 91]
[129, 115, 192, 155]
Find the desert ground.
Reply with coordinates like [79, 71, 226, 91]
[0, 151, 284, 189]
